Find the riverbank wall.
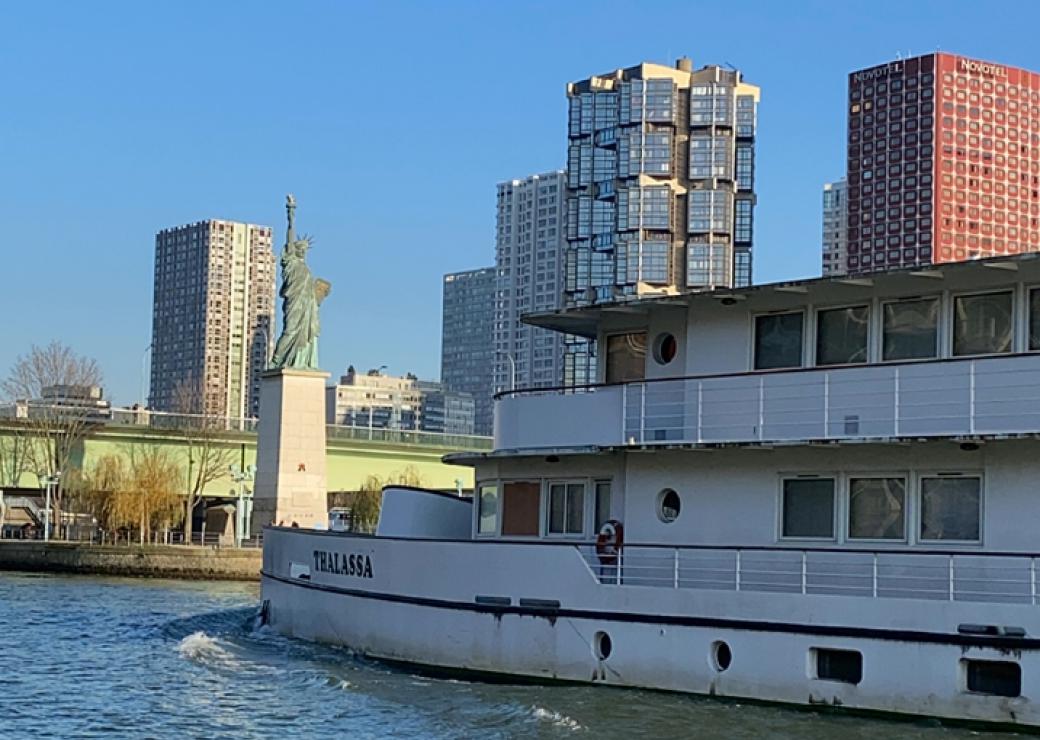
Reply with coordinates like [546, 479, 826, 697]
[0, 541, 261, 581]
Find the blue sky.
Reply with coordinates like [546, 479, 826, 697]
[1, 0, 1037, 405]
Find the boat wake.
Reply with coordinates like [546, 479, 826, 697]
[531, 706, 584, 731]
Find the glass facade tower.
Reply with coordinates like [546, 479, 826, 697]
[563, 59, 760, 385]
[441, 267, 496, 436]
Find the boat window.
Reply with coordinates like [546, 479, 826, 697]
[952, 291, 1013, 356]
[814, 648, 863, 685]
[605, 332, 647, 383]
[920, 476, 981, 542]
[1029, 288, 1040, 350]
[882, 297, 939, 361]
[594, 481, 611, 531]
[848, 477, 906, 540]
[548, 482, 585, 536]
[781, 478, 835, 539]
[816, 305, 869, 366]
[500, 482, 541, 537]
[652, 333, 678, 365]
[753, 312, 803, 370]
[477, 483, 499, 535]
[657, 489, 681, 523]
[964, 659, 1020, 697]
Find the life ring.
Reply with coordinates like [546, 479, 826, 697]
[595, 520, 624, 566]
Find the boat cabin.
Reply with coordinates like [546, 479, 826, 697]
[456, 253, 1040, 562]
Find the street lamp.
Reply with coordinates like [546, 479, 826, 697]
[41, 471, 61, 542]
[229, 464, 256, 546]
[140, 343, 153, 408]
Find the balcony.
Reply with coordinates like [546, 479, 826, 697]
[494, 354, 1040, 451]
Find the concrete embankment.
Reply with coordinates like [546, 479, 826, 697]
[0, 541, 261, 581]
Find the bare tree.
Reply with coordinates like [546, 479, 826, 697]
[2, 342, 103, 537]
[171, 378, 236, 543]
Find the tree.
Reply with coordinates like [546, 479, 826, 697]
[171, 378, 236, 542]
[78, 448, 183, 542]
[1, 342, 103, 537]
[352, 466, 425, 532]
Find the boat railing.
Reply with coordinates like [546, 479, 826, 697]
[577, 544, 1040, 605]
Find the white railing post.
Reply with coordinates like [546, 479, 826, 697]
[735, 550, 742, 592]
[616, 549, 622, 586]
[893, 367, 900, 437]
[1032, 558, 1037, 606]
[872, 553, 879, 598]
[673, 548, 680, 589]
[948, 555, 955, 601]
[800, 551, 807, 595]
[639, 383, 646, 445]
[757, 376, 765, 441]
[696, 381, 703, 444]
[823, 373, 831, 438]
[622, 383, 628, 442]
[969, 361, 976, 434]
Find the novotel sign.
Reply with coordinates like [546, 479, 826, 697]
[959, 58, 1008, 78]
[853, 62, 903, 84]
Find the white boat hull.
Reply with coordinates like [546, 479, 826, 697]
[261, 527, 1040, 729]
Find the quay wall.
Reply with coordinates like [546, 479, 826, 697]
[0, 541, 261, 581]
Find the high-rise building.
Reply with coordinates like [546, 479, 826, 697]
[494, 171, 567, 394]
[822, 178, 848, 276]
[441, 267, 495, 436]
[563, 58, 760, 384]
[150, 219, 275, 418]
[846, 53, 1040, 275]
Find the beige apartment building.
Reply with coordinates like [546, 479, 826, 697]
[149, 219, 275, 418]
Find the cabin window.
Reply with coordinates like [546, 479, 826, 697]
[594, 481, 612, 531]
[754, 312, 804, 370]
[657, 488, 681, 523]
[953, 291, 1013, 356]
[816, 305, 869, 366]
[920, 476, 981, 542]
[1029, 288, 1040, 350]
[605, 332, 647, 383]
[882, 297, 939, 361]
[848, 477, 906, 540]
[964, 659, 1021, 697]
[500, 482, 541, 537]
[781, 478, 835, 539]
[547, 482, 585, 536]
[477, 483, 499, 535]
[652, 332, 678, 365]
[814, 648, 863, 685]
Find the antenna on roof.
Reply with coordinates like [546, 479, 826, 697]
[725, 61, 736, 70]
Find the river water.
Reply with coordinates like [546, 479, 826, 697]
[0, 572, 1022, 739]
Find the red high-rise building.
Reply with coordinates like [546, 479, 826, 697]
[846, 53, 1040, 274]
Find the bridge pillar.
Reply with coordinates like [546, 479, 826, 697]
[251, 368, 330, 535]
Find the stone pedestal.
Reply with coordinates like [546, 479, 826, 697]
[251, 368, 330, 534]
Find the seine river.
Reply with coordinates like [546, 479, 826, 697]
[0, 571, 1023, 739]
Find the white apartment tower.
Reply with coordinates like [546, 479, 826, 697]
[494, 171, 567, 393]
[150, 219, 275, 418]
[822, 178, 848, 277]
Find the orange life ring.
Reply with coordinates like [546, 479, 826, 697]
[595, 520, 624, 566]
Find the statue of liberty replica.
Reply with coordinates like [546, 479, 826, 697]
[252, 193, 333, 535]
[270, 194, 331, 369]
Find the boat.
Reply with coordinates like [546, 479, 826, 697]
[261, 252, 1040, 729]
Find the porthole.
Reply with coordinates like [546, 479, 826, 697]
[593, 631, 612, 660]
[711, 641, 732, 672]
[653, 333, 678, 365]
[657, 489, 681, 523]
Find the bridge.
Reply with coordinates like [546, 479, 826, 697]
[0, 407, 489, 498]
